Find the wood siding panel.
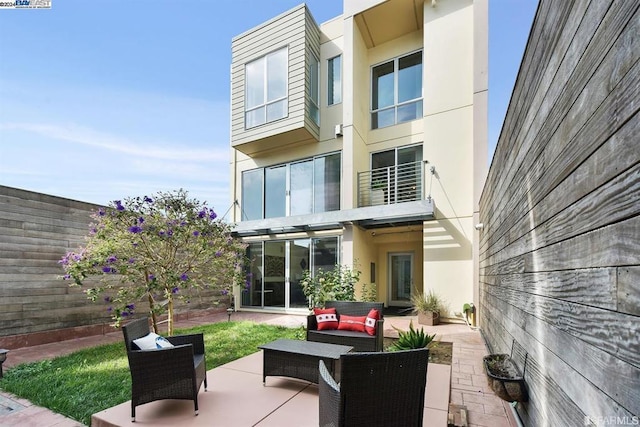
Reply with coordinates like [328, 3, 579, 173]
[230, 4, 320, 151]
[479, 0, 640, 424]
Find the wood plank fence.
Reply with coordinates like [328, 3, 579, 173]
[0, 186, 223, 349]
[478, 0, 640, 425]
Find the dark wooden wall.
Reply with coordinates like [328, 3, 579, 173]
[0, 186, 223, 347]
[478, 0, 640, 425]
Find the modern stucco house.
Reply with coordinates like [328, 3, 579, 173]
[229, 0, 488, 318]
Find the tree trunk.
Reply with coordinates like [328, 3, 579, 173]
[167, 296, 174, 336]
[148, 293, 159, 334]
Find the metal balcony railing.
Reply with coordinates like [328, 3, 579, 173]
[357, 161, 425, 207]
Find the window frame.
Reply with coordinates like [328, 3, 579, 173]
[240, 151, 342, 221]
[327, 54, 342, 106]
[308, 51, 320, 125]
[244, 46, 289, 129]
[370, 49, 423, 130]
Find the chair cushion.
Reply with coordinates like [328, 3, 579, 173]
[365, 308, 380, 336]
[313, 307, 339, 330]
[133, 332, 175, 350]
[337, 315, 366, 332]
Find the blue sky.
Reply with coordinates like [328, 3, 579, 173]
[0, 0, 538, 216]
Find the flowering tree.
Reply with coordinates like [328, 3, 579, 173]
[60, 189, 247, 335]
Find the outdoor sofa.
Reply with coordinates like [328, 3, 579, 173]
[306, 301, 384, 352]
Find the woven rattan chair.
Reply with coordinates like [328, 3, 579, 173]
[319, 348, 429, 427]
[122, 317, 207, 422]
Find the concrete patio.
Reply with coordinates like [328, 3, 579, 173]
[91, 350, 451, 426]
[0, 312, 516, 426]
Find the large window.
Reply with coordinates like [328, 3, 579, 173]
[371, 51, 422, 129]
[245, 47, 288, 129]
[241, 152, 341, 220]
[242, 237, 339, 309]
[328, 55, 342, 105]
[308, 52, 320, 125]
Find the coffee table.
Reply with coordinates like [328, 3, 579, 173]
[259, 339, 353, 384]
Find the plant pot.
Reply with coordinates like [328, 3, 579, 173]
[417, 311, 439, 326]
[483, 354, 528, 402]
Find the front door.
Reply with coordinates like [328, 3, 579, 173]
[389, 253, 413, 306]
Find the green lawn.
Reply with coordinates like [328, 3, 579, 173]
[0, 321, 304, 426]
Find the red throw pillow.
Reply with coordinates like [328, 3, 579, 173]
[314, 307, 339, 330]
[365, 308, 380, 336]
[337, 315, 367, 332]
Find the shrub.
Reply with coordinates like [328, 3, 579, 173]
[388, 321, 436, 351]
[300, 264, 360, 308]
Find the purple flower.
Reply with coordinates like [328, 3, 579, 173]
[107, 255, 117, 264]
[126, 303, 135, 310]
[198, 210, 206, 219]
[193, 231, 200, 237]
[63, 274, 71, 280]
[180, 273, 189, 281]
[102, 266, 115, 273]
[215, 250, 223, 257]
[128, 225, 142, 234]
[138, 217, 145, 224]
[148, 274, 155, 281]
[121, 311, 129, 317]
[114, 200, 125, 211]
[128, 258, 136, 264]
[104, 296, 111, 303]
[172, 287, 179, 294]
[159, 231, 165, 236]
[209, 211, 217, 220]
[144, 196, 153, 203]
[107, 306, 113, 312]
[98, 208, 106, 216]
[221, 289, 229, 296]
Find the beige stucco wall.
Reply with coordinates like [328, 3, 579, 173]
[230, 0, 487, 315]
[419, 0, 478, 317]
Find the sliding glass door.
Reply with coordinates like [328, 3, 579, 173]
[242, 237, 339, 310]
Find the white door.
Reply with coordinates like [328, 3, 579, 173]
[388, 253, 413, 306]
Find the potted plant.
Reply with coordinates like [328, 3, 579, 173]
[483, 354, 528, 402]
[411, 290, 443, 326]
[371, 179, 387, 205]
[463, 302, 475, 326]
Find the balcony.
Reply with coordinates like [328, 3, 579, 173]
[357, 160, 426, 207]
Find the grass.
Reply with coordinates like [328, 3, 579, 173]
[0, 321, 305, 426]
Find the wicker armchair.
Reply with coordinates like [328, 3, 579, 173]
[319, 348, 429, 427]
[122, 317, 207, 422]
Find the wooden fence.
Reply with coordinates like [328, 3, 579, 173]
[0, 186, 224, 348]
[478, 0, 639, 425]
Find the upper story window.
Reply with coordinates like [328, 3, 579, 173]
[328, 55, 342, 105]
[241, 152, 341, 221]
[245, 47, 288, 129]
[371, 50, 423, 129]
[308, 52, 320, 125]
